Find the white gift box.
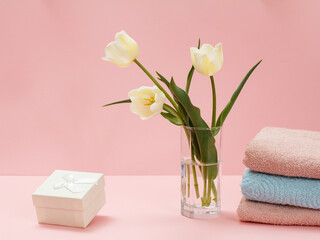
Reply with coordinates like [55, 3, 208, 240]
[32, 170, 105, 228]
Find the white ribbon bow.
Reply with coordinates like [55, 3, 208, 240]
[53, 174, 98, 193]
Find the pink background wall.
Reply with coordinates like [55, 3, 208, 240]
[1, 0, 320, 175]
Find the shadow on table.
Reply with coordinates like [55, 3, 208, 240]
[219, 211, 238, 222]
[237, 219, 320, 232]
[37, 215, 114, 232]
[192, 211, 319, 232]
[186, 210, 238, 223]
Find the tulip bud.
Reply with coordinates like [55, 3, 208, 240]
[190, 43, 223, 76]
[102, 30, 139, 67]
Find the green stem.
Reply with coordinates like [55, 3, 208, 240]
[210, 76, 216, 128]
[202, 166, 208, 206]
[191, 147, 200, 199]
[133, 59, 182, 116]
[207, 177, 212, 205]
[185, 39, 200, 94]
[211, 179, 218, 203]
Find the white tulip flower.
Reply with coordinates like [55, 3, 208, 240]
[128, 86, 166, 120]
[102, 30, 139, 67]
[190, 43, 223, 76]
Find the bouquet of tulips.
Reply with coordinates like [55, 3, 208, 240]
[102, 30, 261, 207]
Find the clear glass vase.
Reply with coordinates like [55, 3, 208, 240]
[181, 126, 222, 218]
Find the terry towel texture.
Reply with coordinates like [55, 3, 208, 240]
[243, 127, 320, 179]
[241, 168, 320, 209]
[237, 197, 320, 226]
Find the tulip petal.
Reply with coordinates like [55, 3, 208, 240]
[190, 47, 199, 66]
[209, 43, 223, 73]
[115, 31, 139, 61]
[200, 43, 215, 55]
[138, 87, 156, 97]
[202, 54, 216, 76]
[128, 89, 139, 100]
[150, 102, 163, 114]
[103, 42, 132, 67]
[129, 87, 149, 100]
[192, 51, 203, 73]
[153, 86, 166, 101]
[214, 43, 223, 71]
[130, 99, 153, 119]
[151, 92, 166, 113]
[154, 92, 166, 103]
[193, 52, 212, 76]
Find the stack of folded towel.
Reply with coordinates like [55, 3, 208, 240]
[237, 127, 320, 226]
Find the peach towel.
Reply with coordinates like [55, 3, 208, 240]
[243, 127, 320, 179]
[237, 197, 320, 226]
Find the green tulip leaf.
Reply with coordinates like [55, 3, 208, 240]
[168, 77, 201, 160]
[102, 99, 131, 107]
[162, 104, 184, 125]
[215, 60, 262, 129]
[185, 67, 195, 93]
[156, 71, 170, 88]
[161, 112, 183, 126]
[190, 130, 201, 160]
[168, 78, 218, 173]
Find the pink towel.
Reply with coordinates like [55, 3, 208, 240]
[237, 197, 320, 226]
[243, 127, 320, 179]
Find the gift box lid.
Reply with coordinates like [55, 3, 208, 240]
[32, 170, 105, 211]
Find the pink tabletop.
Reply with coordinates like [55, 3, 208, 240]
[0, 175, 318, 239]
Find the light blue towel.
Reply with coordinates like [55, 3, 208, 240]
[241, 168, 320, 209]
